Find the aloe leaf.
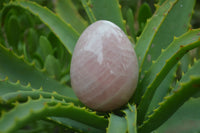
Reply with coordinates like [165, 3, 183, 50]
[24, 28, 38, 57]
[0, 78, 81, 107]
[139, 53, 200, 132]
[139, 73, 200, 133]
[48, 117, 105, 133]
[126, 8, 136, 43]
[60, 74, 70, 84]
[0, 44, 76, 98]
[0, 78, 31, 96]
[5, 15, 20, 50]
[123, 104, 137, 133]
[15, 120, 59, 133]
[81, 0, 96, 23]
[136, 29, 200, 124]
[55, 0, 88, 33]
[18, 10, 34, 29]
[141, 0, 195, 77]
[47, 32, 71, 68]
[145, 65, 177, 117]
[0, 78, 80, 105]
[135, 0, 177, 69]
[2, 0, 79, 54]
[154, 97, 200, 132]
[138, 2, 152, 32]
[32, 54, 44, 69]
[3, 90, 81, 105]
[107, 114, 127, 133]
[158, 0, 167, 5]
[38, 35, 53, 61]
[174, 58, 200, 91]
[88, 0, 126, 32]
[180, 53, 191, 74]
[2, 91, 81, 106]
[44, 55, 61, 78]
[0, 97, 108, 132]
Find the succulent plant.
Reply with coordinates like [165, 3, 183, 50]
[0, 0, 200, 133]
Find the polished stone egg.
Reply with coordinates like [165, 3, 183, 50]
[70, 20, 138, 111]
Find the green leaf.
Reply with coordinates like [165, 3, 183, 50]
[0, 97, 108, 132]
[89, 0, 126, 32]
[107, 114, 127, 133]
[158, 0, 167, 5]
[24, 28, 38, 56]
[145, 65, 177, 117]
[138, 2, 152, 32]
[55, 0, 88, 33]
[173, 59, 200, 91]
[5, 15, 20, 49]
[126, 8, 136, 43]
[136, 29, 200, 125]
[14, 120, 60, 133]
[38, 35, 53, 61]
[0, 79, 80, 105]
[47, 32, 71, 68]
[0, 43, 76, 98]
[0, 78, 32, 97]
[18, 11, 34, 29]
[2, 91, 81, 106]
[119, 0, 138, 13]
[135, 0, 178, 69]
[139, 72, 200, 132]
[180, 53, 191, 73]
[141, 0, 195, 78]
[49, 117, 105, 133]
[60, 74, 70, 84]
[123, 104, 137, 133]
[154, 97, 200, 132]
[2, 90, 81, 106]
[32, 54, 44, 69]
[3, 0, 79, 54]
[44, 55, 61, 78]
[80, 0, 96, 23]
[139, 57, 200, 132]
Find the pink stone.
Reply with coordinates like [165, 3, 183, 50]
[70, 20, 138, 111]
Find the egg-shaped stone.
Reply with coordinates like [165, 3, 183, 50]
[70, 20, 138, 111]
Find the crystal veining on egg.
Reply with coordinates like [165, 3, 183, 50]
[70, 20, 138, 111]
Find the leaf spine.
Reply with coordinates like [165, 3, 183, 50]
[154, 4, 159, 9]
[27, 83, 31, 87]
[51, 96, 55, 100]
[119, 4, 122, 9]
[173, 36, 178, 40]
[188, 64, 192, 69]
[39, 87, 43, 91]
[152, 60, 156, 64]
[16, 80, 20, 84]
[193, 58, 197, 63]
[39, 95, 43, 99]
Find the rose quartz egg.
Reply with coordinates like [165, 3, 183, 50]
[70, 20, 138, 111]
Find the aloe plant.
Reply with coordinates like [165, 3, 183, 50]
[0, 0, 200, 132]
